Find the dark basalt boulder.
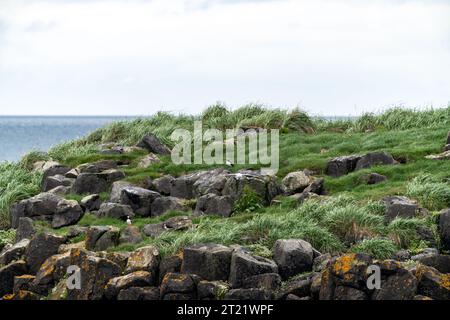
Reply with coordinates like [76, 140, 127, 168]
[181, 244, 233, 281]
[97, 202, 134, 220]
[334, 286, 368, 300]
[371, 268, 417, 300]
[31, 251, 70, 295]
[438, 209, 450, 251]
[365, 173, 387, 185]
[104, 271, 155, 300]
[80, 194, 102, 212]
[277, 276, 311, 299]
[42, 174, 74, 192]
[119, 226, 143, 245]
[10, 192, 63, 228]
[72, 170, 125, 195]
[354, 152, 396, 171]
[15, 217, 35, 243]
[273, 239, 314, 280]
[224, 288, 273, 300]
[25, 232, 66, 274]
[125, 245, 160, 275]
[383, 196, 419, 222]
[242, 273, 282, 291]
[117, 286, 160, 300]
[42, 164, 71, 180]
[412, 253, 450, 274]
[228, 249, 278, 288]
[13, 275, 35, 294]
[0, 239, 30, 266]
[281, 171, 312, 195]
[330, 253, 372, 289]
[0, 260, 28, 296]
[151, 196, 188, 216]
[159, 255, 182, 284]
[137, 133, 171, 155]
[120, 186, 160, 217]
[160, 273, 196, 300]
[192, 168, 229, 197]
[85, 226, 120, 251]
[51, 199, 84, 229]
[222, 171, 280, 205]
[195, 193, 234, 217]
[67, 249, 121, 300]
[326, 155, 361, 177]
[153, 175, 175, 196]
[110, 181, 133, 203]
[415, 265, 450, 300]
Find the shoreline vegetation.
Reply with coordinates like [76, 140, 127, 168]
[0, 104, 450, 252]
[1, 103, 450, 300]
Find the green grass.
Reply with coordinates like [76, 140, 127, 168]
[0, 162, 42, 229]
[350, 238, 398, 260]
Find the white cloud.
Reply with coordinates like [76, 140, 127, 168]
[0, 0, 449, 115]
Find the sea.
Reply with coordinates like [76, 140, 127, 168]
[0, 116, 139, 162]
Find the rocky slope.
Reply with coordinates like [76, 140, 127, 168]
[1, 130, 450, 300]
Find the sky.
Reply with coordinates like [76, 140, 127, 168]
[0, 0, 449, 116]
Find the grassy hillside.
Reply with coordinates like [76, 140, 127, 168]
[1, 104, 450, 258]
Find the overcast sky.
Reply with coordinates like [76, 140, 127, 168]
[0, 0, 449, 116]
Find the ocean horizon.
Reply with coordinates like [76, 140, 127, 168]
[0, 116, 141, 162]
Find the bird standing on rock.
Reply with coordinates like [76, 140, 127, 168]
[126, 216, 132, 225]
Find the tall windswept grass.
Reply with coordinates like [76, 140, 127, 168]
[0, 162, 42, 229]
[315, 105, 450, 133]
[350, 106, 450, 132]
[406, 174, 450, 210]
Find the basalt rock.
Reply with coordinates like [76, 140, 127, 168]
[160, 273, 196, 300]
[137, 133, 171, 155]
[153, 175, 175, 196]
[438, 209, 450, 251]
[383, 196, 419, 222]
[326, 155, 361, 177]
[195, 193, 234, 217]
[125, 245, 160, 275]
[229, 249, 278, 288]
[120, 186, 160, 217]
[80, 194, 102, 212]
[15, 217, 36, 243]
[51, 199, 84, 229]
[97, 202, 134, 220]
[0, 239, 30, 266]
[354, 152, 396, 171]
[105, 271, 155, 300]
[281, 171, 312, 195]
[72, 170, 125, 195]
[42, 174, 74, 192]
[273, 239, 314, 280]
[181, 244, 233, 281]
[85, 226, 120, 251]
[117, 286, 160, 300]
[415, 265, 450, 300]
[67, 249, 121, 300]
[0, 260, 28, 296]
[151, 196, 189, 216]
[10, 192, 63, 228]
[25, 232, 66, 274]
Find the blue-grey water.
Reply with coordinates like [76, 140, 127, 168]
[0, 116, 138, 162]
